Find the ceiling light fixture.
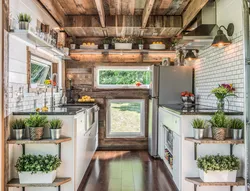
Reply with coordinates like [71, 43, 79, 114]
[211, 23, 234, 47]
[185, 50, 198, 61]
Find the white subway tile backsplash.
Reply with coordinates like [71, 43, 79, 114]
[195, 32, 244, 112]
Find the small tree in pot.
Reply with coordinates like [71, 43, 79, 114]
[49, 119, 63, 140]
[228, 118, 244, 140]
[18, 13, 32, 30]
[11, 119, 26, 140]
[137, 38, 144, 50]
[25, 114, 48, 140]
[15, 154, 61, 184]
[209, 111, 229, 141]
[191, 118, 208, 140]
[197, 155, 240, 182]
[102, 37, 111, 50]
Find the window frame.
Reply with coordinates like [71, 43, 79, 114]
[106, 99, 145, 138]
[94, 66, 151, 89]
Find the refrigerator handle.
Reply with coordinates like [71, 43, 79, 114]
[149, 95, 159, 99]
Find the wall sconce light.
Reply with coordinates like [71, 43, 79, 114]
[185, 50, 198, 61]
[211, 23, 234, 47]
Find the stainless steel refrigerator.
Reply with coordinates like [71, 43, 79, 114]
[148, 65, 193, 157]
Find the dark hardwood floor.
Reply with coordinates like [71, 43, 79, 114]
[78, 151, 178, 191]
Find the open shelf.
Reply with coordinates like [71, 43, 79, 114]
[7, 136, 72, 145]
[7, 177, 71, 187]
[185, 177, 245, 186]
[70, 49, 176, 54]
[185, 137, 244, 144]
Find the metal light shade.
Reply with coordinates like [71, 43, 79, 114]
[185, 50, 197, 61]
[211, 29, 231, 47]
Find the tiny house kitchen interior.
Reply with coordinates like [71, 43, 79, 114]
[1, 0, 250, 191]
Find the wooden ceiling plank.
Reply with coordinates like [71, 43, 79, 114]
[142, 0, 156, 28]
[38, 0, 66, 26]
[182, 0, 209, 30]
[94, 0, 106, 28]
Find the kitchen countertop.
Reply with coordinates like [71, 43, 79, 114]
[13, 107, 85, 115]
[160, 104, 243, 115]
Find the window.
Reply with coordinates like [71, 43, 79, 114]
[95, 66, 151, 89]
[106, 99, 145, 138]
[30, 56, 52, 86]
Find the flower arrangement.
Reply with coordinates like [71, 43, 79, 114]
[135, 82, 142, 87]
[210, 84, 236, 110]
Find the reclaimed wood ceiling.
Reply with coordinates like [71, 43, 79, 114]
[37, 0, 209, 38]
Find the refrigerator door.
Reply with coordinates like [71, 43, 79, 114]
[158, 66, 193, 105]
[149, 65, 159, 98]
[148, 97, 159, 157]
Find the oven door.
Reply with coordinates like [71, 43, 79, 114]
[86, 106, 99, 132]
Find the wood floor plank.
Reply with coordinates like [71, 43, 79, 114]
[78, 151, 177, 191]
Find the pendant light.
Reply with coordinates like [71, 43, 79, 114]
[185, 50, 198, 61]
[211, 23, 234, 47]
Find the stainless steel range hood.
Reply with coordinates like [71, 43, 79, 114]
[178, 0, 218, 49]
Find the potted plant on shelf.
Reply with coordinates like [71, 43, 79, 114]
[191, 118, 208, 139]
[137, 38, 144, 50]
[197, 155, 240, 182]
[228, 118, 244, 140]
[11, 119, 26, 140]
[209, 111, 229, 141]
[49, 119, 63, 140]
[102, 37, 111, 50]
[17, 13, 32, 30]
[25, 114, 48, 140]
[112, 36, 135, 50]
[210, 84, 236, 110]
[15, 154, 61, 184]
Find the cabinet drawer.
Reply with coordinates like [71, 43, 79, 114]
[172, 115, 180, 135]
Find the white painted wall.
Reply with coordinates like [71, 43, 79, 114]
[0, 1, 3, 190]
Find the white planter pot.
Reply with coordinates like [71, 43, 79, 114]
[114, 43, 132, 49]
[199, 169, 237, 182]
[18, 170, 56, 184]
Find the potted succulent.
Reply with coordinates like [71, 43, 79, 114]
[137, 38, 144, 50]
[210, 84, 236, 110]
[228, 118, 244, 140]
[17, 13, 32, 30]
[191, 118, 208, 139]
[15, 154, 61, 184]
[197, 155, 240, 182]
[25, 114, 48, 140]
[49, 119, 63, 140]
[102, 37, 111, 50]
[11, 119, 26, 140]
[112, 36, 135, 49]
[209, 111, 229, 141]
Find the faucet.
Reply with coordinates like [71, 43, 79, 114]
[50, 73, 58, 109]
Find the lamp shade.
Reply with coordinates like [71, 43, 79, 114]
[185, 50, 197, 61]
[211, 29, 231, 47]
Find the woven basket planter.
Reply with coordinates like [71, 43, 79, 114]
[212, 127, 226, 141]
[29, 127, 44, 140]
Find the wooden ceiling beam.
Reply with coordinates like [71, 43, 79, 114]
[94, 0, 106, 28]
[182, 0, 209, 30]
[142, 0, 156, 28]
[64, 15, 182, 28]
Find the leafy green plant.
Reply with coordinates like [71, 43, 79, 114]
[18, 13, 32, 23]
[25, 114, 48, 128]
[137, 38, 144, 44]
[228, 118, 244, 129]
[102, 37, 111, 44]
[191, 118, 209, 129]
[11, 119, 26, 130]
[49, 119, 63, 129]
[15, 154, 61, 173]
[197, 155, 240, 173]
[112, 36, 135, 44]
[209, 111, 229, 128]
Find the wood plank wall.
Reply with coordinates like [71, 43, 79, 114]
[65, 61, 158, 150]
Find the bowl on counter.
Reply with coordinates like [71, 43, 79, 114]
[181, 96, 195, 105]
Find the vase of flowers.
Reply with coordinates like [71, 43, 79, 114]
[210, 84, 236, 110]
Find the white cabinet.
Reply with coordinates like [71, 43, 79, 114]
[173, 132, 181, 190]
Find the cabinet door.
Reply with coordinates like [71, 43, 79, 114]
[173, 132, 181, 190]
[157, 122, 164, 159]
